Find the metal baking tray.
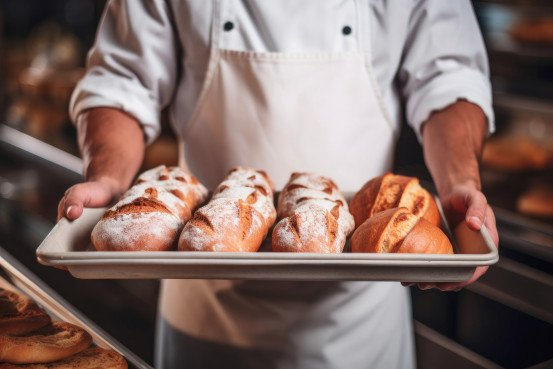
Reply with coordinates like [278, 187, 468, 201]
[36, 195, 498, 282]
[0, 248, 152, 369]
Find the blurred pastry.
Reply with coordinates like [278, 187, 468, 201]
[510, 17, 553, 45]
[482, 136, 550, 172]
[517, 182, 553, 218]
[0, 288, 51, 335]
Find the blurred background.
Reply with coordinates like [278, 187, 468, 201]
[0, 1, 551, 368]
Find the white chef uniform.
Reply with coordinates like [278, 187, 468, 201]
[70, 1, 494, 368]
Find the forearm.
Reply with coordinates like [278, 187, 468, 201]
[77, 107, 145, 195]
[421, 100, 488, 197]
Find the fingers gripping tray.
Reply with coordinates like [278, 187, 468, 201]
[36, 197, 498, 281]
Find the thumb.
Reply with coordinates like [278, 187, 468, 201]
[59, 182, 116, 221]
[464, 190, 487, 231]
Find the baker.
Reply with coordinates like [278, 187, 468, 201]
[58, 1, 499, 368]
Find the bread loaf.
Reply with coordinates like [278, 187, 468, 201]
[0, 322, 93, 364]
[0, 288, 51, 335]
[351, 207, 453, 254]
[272, 173, 354, 253]
[349, 173, 440, 228]
[178, 167, 276, 252]
[0, 347, 128, 369]
[91, 165, 208, 251]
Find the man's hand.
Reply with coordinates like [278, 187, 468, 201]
[412, 100, 499, 291]
[57, 107, 146, 221]
[404, 182, 499, 291]
[57, 177, 125, 221]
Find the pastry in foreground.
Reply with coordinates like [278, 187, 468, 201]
[91, 165, 208, 251]
[0, 321, 93, 364]
[272, 172, 354, 253]
[178, 167, 276, 252]
[351, 207, 453, 254]
[0, 288, 51, 335]
[0, 347, 128, 369]
[349, 173, 440, 228]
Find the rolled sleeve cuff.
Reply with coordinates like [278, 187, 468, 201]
[69, 71, 161, 145]
[406, 69, 495, 143]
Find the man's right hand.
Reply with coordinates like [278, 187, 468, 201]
[57, 177, 125, 221]
[57, 107, 147, 222]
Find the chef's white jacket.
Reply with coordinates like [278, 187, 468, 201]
[70, 0, 494, 142]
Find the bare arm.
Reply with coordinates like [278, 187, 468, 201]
[416, 100, 499, 290]
[57, 107, 145, 220]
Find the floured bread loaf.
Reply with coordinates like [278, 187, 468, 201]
[0, 347, 128, 369]
[0, 322, 93, 364]
[349, 173, 440, 228]
[91, 165, 208, 251]
[351, 207, 453, 254]
[178, 167, 277, 252]
[0, 288, 51, 335]
[272, 173, 354, 253]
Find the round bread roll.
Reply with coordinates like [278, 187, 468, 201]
[178, 167, 276, 252]
[0, 347, 127, 369]
[92, 165, 208, 251]
[351, 207, 453, 254]
[0, 288, 51, 335]
[349, 173, 440, 228]
[0, 322, 93, 364]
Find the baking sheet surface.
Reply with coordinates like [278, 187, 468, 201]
[36, 197, 499, 281]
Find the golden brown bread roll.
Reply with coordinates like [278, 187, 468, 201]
[0, 288, 51, 335]
[349, 173, 440, 228]
[178, 167, 277, 252]
[351, 207, 453, 254]
[272, 173, 354, 253]
[91, 165, 208, 251]
[0, 347, 127, 369]
[0, 322, 93, 364]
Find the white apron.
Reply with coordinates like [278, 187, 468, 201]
[158, 1, 414, 368]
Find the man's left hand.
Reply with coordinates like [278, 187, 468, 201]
[402, 182, 499, 292]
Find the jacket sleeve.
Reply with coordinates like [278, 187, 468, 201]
[399, 0, 494, 142]
[69, 0, 178, 144]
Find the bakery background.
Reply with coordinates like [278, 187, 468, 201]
[0, 1, 551, 368]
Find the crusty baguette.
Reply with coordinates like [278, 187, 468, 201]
[0, 347, 127, 369]
[351, 207, 453, 254]
[178, 167, 276, 252]
[349, 173, 440, 228]
[272, 173, 354, 253]
[0, 288, 51, 335]
[0, 322, 93, 364]
[91, 165, 208, 251]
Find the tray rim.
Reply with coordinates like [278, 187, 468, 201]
[36, 204, 499, 272]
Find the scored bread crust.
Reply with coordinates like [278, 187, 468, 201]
[272, 172, 354, 253]
[0, 289, 51, 335]
[0, 322, 93, 364]
[349, 173, 440, 228]
[351, 207, 453, 254]
[178, 167, 276, 252]
[0, 347, 128, 369]
[91, 165, 208, 251]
